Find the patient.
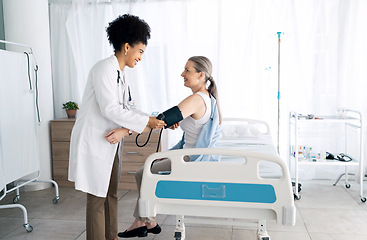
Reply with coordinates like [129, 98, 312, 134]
[105, 56, 222, 238]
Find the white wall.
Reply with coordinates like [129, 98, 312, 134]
[3, 0, 54, 190]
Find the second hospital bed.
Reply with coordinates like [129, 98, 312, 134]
[138, 119, 296, 240]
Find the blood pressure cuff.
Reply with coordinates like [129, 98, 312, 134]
[157, 106, 183, 128]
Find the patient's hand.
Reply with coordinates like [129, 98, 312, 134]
[105, 128, 129, 144]
[169, 122, 180, 130]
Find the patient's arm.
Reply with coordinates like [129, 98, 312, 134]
[178, 93, 207, 120]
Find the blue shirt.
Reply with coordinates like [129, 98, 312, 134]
[170, 95, 222, 161]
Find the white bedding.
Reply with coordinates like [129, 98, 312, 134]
[219, 119, 282, 178]
[219, 136, 277, 155]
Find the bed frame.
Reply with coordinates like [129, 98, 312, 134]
[139, 148, 296, 240]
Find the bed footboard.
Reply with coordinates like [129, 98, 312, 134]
[139, 148, 295, 239]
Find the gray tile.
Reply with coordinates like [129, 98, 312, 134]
[159, 225, 232, 240]
[232, 228, 311, 240]
[263, 230, 311, 240]
[0, 196, 55, 219]
[309, 232, 367, 240]
[0, 218, 85, 240]
[1, 181, 367, 240]
[295, 180, 362, 210]
[75, 231, 86, 240]
[0, 218, 25, 239]
[231, 229, 258, 240]
[37, 194, 86, 221]
[301, 208, 367, 234]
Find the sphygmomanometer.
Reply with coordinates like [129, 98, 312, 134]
[156, 106, 183, 128]
[135, 106, 183, 151]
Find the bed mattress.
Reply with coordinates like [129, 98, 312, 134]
[218, 135, 282, 178]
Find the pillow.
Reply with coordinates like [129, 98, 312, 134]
[221, 124, 261, 138]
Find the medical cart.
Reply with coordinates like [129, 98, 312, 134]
[289, 109, 365, 202]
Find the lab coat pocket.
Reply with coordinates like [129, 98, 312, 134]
[82, 126, 117, 167]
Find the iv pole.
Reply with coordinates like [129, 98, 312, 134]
[277, 32, 282, 154]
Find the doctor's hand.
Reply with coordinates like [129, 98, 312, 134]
[148, 117, 166, 130]
[105, 128, 129, 144]
[169, 122, 180, 130]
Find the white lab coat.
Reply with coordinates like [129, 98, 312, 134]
[68, 55, 149, 197]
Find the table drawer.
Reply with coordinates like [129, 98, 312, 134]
[51, 141, 71, 161]
[122, 142, 159, 163]
[51, 121, 75, 141]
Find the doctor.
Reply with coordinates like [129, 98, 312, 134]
[68, 14, 165, 240]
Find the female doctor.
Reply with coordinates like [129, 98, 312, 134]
[68, 14, 165, 240]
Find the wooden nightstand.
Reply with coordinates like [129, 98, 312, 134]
[50, 118, 76, 187]
[50, 119, 161, 190]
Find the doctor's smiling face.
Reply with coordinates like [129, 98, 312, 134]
[181, 60, 205, 89]
[123, 42, 146, 68]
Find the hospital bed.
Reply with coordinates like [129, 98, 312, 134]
[139, 147, 296, 240]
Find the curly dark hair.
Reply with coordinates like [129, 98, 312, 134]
[106, 14, 151, 53]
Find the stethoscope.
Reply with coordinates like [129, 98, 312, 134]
[117, 70, 133, 108]
[116, 70, 162, 151]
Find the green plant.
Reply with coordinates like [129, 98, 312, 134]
[62, 101, 79, 110]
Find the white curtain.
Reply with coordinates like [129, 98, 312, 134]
[0, 50, 40, 184]
[49, 0, 367, 176]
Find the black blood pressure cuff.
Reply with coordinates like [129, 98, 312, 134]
[157, 106, 183, 128]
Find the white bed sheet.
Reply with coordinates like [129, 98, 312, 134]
[219, 119, 282, 178]
[219, 135, 277, 155]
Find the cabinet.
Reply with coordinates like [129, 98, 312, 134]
[50, 119, 161, 190]
[50, 118, 76, 188]
[288, 109, 365, 202]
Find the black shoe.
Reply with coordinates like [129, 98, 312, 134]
[147, 224, 161, 234]
[118, 226, 148, 238]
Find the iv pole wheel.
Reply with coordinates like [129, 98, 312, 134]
[361, 197, 366, 203]
[345, 184, 351, 189]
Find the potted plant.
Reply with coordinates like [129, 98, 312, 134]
[62, 101, 79, 118]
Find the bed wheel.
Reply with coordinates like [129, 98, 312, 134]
[174, 231, 182, 240]
[294, 194, 301, 200]
[13, 195, 20, 203]
[259, 237, 270, 240]
[345, 184, 351, 189]
[258, 232, 270, 240]
[361, 197, 366, 202]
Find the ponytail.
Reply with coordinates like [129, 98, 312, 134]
[188, 56, 222, 124]
[207, 76, 222, 124]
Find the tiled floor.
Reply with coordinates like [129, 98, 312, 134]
[0, 179, 367, 240]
